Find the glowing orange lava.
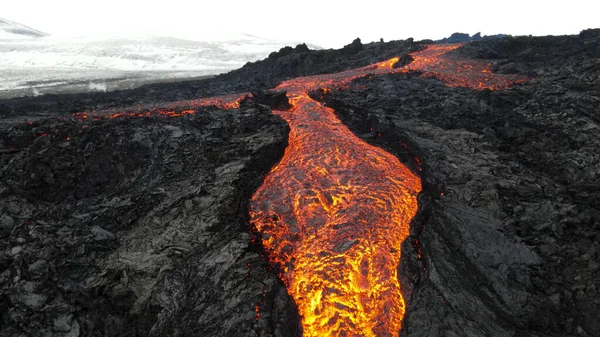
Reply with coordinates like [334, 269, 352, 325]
[250, 56, 421, 337]
[406, 44, 527, 90]
[72, 93, 249, 121]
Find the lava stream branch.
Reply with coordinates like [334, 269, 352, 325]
[72, 92, 249, 121]
[250, 94, 421, 336]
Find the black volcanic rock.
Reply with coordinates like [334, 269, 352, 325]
[268, 43, 310, 59]
[0, 105, 296, 336]
[442, 32, 471, 43]
[437, 32, 510, 43]
[248, 90, 291, 110]
[0, 37, 420, 119]
[343, 37, 364, 53]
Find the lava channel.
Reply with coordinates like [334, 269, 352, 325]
[250, 92, 420, 336]
[249, 43, 527, 337]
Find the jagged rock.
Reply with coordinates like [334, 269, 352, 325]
[0, 102, 291, 336]
[248, 90, 291, 110]
[322, 30, 600, 337]
[53, 314, 73, 332]
[436, 32, 510, 43]
[0, 214, 14, 231]
[21, 293, 47, 310]
[90, 226, 115, 242]
[109, 284, 135, 310]
[549, 293, 561, 307]
[6, 202, 20, 214]
[65, 320, 80, 337]
[9, 246, 22, 256]
[28, 259, 48, 276]
[343, 38, 364, 53]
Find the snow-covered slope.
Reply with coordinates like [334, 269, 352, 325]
[0, 18, 48, 39]
[0, 19, 318, 98]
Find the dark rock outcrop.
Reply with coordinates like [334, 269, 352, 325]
[247, 90, 291, 110]
[436, 32, 510, 43]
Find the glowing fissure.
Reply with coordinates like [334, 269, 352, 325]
[66, 44, 527, 336]
[72, 93, 249, 121]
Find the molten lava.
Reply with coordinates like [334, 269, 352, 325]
[57, 43, 528, 336]
[406, 44, 527, 90]
[250, 57, 421, 337]
[70, 43, 525, 124]
[72, 93, 249, 121]
[250, 95, 420, 336]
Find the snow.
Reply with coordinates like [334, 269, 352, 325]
[0, 17, 47, 39]
[0, 18, 319, 98]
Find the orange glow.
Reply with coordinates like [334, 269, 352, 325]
[250, 58, 422, 337]
[250, 94, 420, 336]
[405, 44, 527, 90]
[71, 93, 249, 121]
[71, 44, 525, 123]
[376, 57, 400, 69]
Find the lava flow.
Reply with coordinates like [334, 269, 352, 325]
[406, 44, 527, 90]
[250, 57, 420, 337]
[55, 43, 527, 336]
[249, 44, 527, 337]
[72, 92, 249, 121]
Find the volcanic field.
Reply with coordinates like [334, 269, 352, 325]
[1, 30, 599, 337]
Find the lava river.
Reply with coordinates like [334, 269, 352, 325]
[249, 43, 527, 337]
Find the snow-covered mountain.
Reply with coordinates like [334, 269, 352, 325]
[0, 18, 318, 99]
[0, 18, 48, 39]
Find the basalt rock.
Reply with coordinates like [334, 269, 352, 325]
[343, 38, 364, 53]
[0, 104, 295, 336]
[436, 32, 510, 43]
[248, 90, 291, 110]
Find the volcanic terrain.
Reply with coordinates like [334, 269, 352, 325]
[1, 30, 599, 337]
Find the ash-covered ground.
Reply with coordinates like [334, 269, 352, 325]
[1, 31, 599, 337]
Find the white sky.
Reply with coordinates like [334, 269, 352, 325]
[3, 0, 599, 48]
